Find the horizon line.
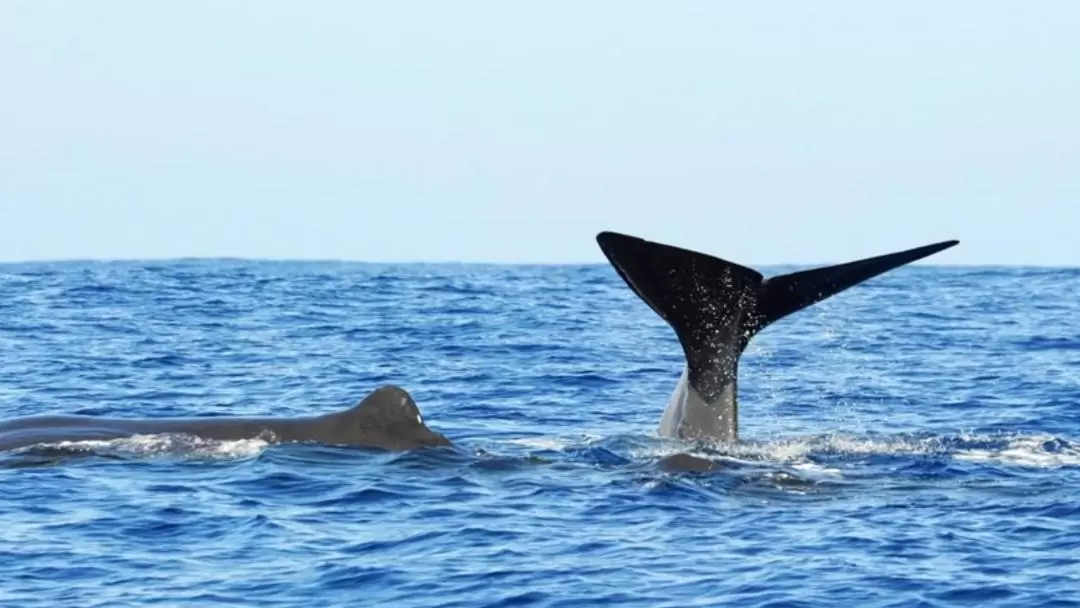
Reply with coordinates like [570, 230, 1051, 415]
[0, 254, 1071, 271]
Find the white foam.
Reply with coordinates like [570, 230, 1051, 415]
[47, 433, 271, 461]
[791, 461, 844, 477]
[637, 431, 1080, 473]
[954, 435, 1080, 468]
[506, 437, 572, 451]
[505, 433, 607, 452]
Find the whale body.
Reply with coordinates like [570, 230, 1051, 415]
[0, 385, 450, 453]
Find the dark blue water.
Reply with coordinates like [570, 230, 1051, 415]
[1, 261, 1078, 607]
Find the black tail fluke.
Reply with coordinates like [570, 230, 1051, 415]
[758, 239, 959, 326]
[595, 230, 763, 342]
[595, 231, 958, 400]
[595, 231, 767, 401]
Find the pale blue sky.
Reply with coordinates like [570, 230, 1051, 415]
[1, 2, 1077, 265]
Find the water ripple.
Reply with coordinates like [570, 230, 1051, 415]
[0, 261, 1078, 606]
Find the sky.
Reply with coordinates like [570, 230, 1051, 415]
[1, 2, 1077, 266]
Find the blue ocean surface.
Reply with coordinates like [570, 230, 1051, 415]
[1, 260, 1078, 607]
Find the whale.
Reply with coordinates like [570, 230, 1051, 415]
[0, 384, 451, 453]
[595, 231, 959, 444]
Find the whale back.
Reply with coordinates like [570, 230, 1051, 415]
[332, 385, 451, 450]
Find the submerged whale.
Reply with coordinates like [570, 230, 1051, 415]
[0, 385, 451, 453]
[595, 231, 959, 444]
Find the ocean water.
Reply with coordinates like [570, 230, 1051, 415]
[0, 260, 1078, 607]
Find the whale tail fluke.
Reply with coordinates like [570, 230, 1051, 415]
[595, 231, 958, 402]
[757, 239, 960, 326]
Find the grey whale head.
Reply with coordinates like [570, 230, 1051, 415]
[0, 384, 452, 453]
[595, 231, 959, 444]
